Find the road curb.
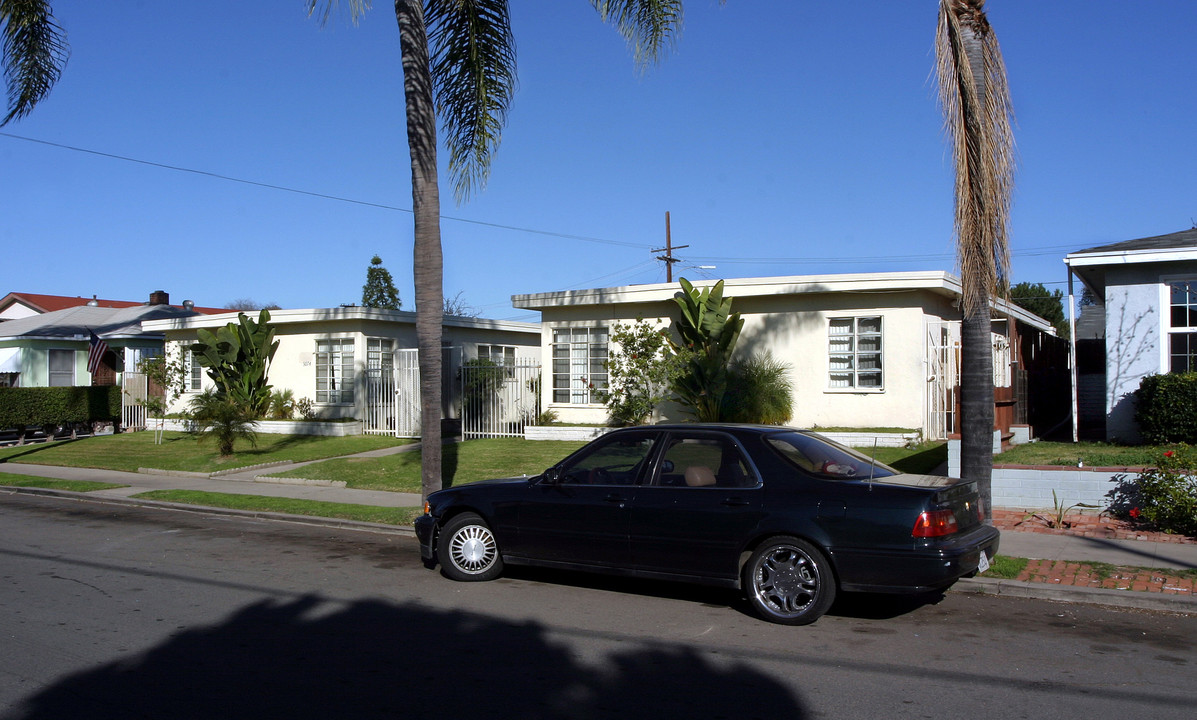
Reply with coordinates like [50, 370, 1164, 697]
[953, 576, 1196, 613]
[2, 485, 415, 538]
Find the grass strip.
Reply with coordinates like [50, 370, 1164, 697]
[979, 555, 1028, 580]
[0, 432, 414, 474]
[132, 489, 422, 526]
[0, 475, 129, 493]
[272, 438, 588, 492]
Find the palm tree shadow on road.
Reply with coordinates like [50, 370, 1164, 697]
[6, 595, 808, 720]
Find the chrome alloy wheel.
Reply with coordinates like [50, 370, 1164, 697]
[447, 523, 498, 575]
[745, 537, 835, 624]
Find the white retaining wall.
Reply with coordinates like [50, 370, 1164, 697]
[947, 438, 1135, 509]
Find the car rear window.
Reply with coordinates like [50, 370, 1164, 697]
[766, 431, 897, 480]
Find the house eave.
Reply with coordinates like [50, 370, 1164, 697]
[512, 271, 964, 309]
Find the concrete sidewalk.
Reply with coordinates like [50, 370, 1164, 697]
[1, 458, 1193, 614]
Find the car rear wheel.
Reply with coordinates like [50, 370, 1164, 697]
[437, 512, 504, 582]
[744, 536, 835, 625]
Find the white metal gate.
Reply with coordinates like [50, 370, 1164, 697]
[122, 372, 148, 431]
[461, 361, 541, 439]
[363, 349, 421, 437]
[925, 322, 960, 441]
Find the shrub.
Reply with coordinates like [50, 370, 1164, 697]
[0, 386, 122, 429]
[268, 389, 296, 420]
[601, 319, 683, 426]
[1134, 372, 1197, 444]
[1107, 446, 1197, 536]
[721, 352, 794, 425]
[188, 390, 258, 457]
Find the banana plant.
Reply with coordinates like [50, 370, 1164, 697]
[668, 278, 743, 421]
[190, 310, 279, 417]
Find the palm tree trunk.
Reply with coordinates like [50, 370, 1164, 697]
[396, 0, 443, 500]
[936, 0, 1014, 519]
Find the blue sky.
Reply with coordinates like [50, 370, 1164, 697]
[2, 1, 1194, 321]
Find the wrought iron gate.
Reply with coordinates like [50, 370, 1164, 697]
[363, 349, 421, 437]
[460, 361, 541, 439]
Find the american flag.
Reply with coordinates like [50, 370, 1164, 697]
[87, 330, 109, 375]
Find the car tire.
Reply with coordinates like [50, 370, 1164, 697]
[437, 512, 504, 582]
[743, 536, 836, 625]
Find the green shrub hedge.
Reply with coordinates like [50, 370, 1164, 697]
[1135, 372, 1197, 444]
[0, 386, 123, 429]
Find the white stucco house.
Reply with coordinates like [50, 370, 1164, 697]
[141, 307, 542, 436]
[1065, 227, 1197, 441]
[512, 271, 1062, 441]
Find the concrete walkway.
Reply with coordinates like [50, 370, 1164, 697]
[2, 454, 1193, 615]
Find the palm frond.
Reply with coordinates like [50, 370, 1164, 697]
[591, 0, 683, 69]
[305, 0, 372, 28]
[426, 0, 517, 202]
[934, 0, 1015, 318]
[1, 0, 69, 126]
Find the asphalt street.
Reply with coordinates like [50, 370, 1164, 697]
[2, 493, 1194, 720]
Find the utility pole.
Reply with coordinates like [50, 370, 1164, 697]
[653, 211, 688, 283]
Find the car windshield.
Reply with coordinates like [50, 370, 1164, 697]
[765, 431, 898, 480]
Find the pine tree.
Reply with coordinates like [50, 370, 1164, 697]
[361, 255, 401, 310]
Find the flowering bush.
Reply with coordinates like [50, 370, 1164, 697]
[1108, 445, 1197, 536]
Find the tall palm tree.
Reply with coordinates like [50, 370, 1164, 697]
[934, 0, 1015, 516]
[0, 0, 68, 126]
[316, 1, 684, 501]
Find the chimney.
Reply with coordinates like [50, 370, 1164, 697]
[149, 290, 170, 306]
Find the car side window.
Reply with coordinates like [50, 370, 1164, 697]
[556, 433, 657, 486]
[655, 436, 757, 488]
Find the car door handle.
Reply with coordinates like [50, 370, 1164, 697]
[604, 493, 627, 504]
[721, 497, 750, 507]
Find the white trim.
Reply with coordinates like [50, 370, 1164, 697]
[1065, 247, 1197, 267]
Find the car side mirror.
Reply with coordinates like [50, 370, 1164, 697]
[542, 467, 562, 484]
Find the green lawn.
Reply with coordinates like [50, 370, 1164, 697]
[995, 441, 1182, 467]
[273, 438, 589, 493]
[132, 489, 423, 526]
[0, 432, 414, 474]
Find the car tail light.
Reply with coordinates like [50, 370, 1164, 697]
[976, 499, 986, 522]
[912, 509, 959, 538]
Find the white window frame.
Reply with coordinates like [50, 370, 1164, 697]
[827, 316, 883, 391]
[367, 337, 396, 373]
[316, 338, 355, 405]
[48, 349, 75, 387]
[551, 327, 608, 404]
[183, 348, 203, 392]
[1165, 277, 1197, 373]
[478, 344, 516, 365]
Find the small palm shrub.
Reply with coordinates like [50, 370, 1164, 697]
[188, 390, 258, 457]
[721, 352, 794, 425]
[268, 389, 295, 420]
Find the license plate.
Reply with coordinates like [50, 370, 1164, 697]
[977, 550, 991, 574]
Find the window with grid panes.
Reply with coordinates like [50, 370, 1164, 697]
[828, 316, 883, 389]
[367, 338, 395, 374]
[478, 344, 516, 364]
[551, 327, 608, 403]
[316, 338, 355, 404]
[184, 349, 203, 391]
[1169, 281, 1197, 372]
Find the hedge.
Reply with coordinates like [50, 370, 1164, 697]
[0, 386, 123, 429]
[1135, 372, 1197, 444]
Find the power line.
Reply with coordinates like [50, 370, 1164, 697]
[1, 131, 1094, 265]
[0, 132, 653, 250]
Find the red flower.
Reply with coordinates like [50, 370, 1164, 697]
[1164, 450, 1174, 457]
[1129, 507, 1141, 519]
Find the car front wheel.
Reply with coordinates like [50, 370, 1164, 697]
[437, 512, 504, 582]
[744, 536, 835, 625]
